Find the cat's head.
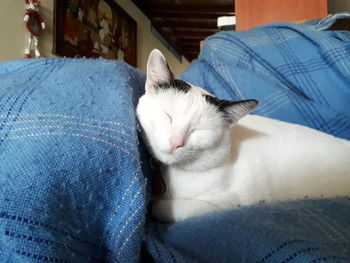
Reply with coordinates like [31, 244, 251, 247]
[137, 49, 258, 167]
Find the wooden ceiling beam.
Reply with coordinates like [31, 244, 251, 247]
[163, 27, 218, 32]
[184, 52, 199, 56]
[130, 0, 227, 62]
[171, 30, 216, 37]
[183, 49, 200, 53]
[132, 1, 233, 19]
[169, 34, 208, 40]
[181, 41, 200, 45]
[180, 43, 201, 49]
[147, 4, 234, 13]
[185, 56, 195, 61]
[182, 49, 200, 54]
[186, 54, 197, 57]
[176, 35, 208, 40]
[154, 12, 232, 19]
[184, 53, 200, 57]
[152, 17, 217, 21]
[182, 44, 201, 49]
[151, 12, 233, 19]
[152, 18, 217, 28]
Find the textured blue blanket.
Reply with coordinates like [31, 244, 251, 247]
[181, 14, 350, 140]
[0, 14, 350, 263]
[0, 59, 149, 262]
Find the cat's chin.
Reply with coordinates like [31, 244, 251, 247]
[156, 154, 182, 166]
[155, 151, 192, 166]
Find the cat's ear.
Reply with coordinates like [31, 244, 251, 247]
[224, 99, 259, 125]
[146, 49, 174, 93]
[204, 95, 258, 125]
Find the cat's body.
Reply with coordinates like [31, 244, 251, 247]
[155, 114, 350, 222]
[137, 49, 350, 222]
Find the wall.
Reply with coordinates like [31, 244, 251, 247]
[0, 0, 189, 76]
[115, 0, 190, 76]
[236, 0, 328, 31]
[328, 0, 350, 13]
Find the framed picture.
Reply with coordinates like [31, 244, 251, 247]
[53, 0, 137, 67]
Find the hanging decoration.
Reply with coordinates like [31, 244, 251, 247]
[23, 0, 45, 59]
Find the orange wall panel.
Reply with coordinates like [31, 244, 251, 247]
[236, 0, 328, 31]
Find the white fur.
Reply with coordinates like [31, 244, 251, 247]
[137, 49, 350, 222]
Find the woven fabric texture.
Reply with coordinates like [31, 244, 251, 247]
[181, 13, 350, 140]
[0, 58, 148, 263]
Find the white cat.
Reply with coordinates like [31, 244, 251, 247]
[136, 49, 350, 222]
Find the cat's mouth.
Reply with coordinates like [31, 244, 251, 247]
[158, 147, 196, 165]
[159, 152, 181, 165]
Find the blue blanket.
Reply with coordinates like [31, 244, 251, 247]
[0, 59, 149, 262]
[181, 13, 350, 140]
[146, 198, 350, 263]
[0, 14, 350, 263]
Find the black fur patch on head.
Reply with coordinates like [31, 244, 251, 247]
[155, 79, 191, 93]
[203, 95, 236, 111]
[203, 95, 258, 112]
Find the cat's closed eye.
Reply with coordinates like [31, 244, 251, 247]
[190, 127, 209, 133]
[164, 112, 172, 123]
[188, 128, 205, 138]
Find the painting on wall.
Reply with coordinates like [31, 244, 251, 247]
[53, 0, 137, 67]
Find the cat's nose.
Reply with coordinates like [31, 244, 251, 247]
[169, 136, 184, 152]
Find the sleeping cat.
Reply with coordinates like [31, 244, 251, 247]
[136, 49, 350, 222]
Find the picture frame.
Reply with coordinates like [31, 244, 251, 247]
[53, 0, 137, 67]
